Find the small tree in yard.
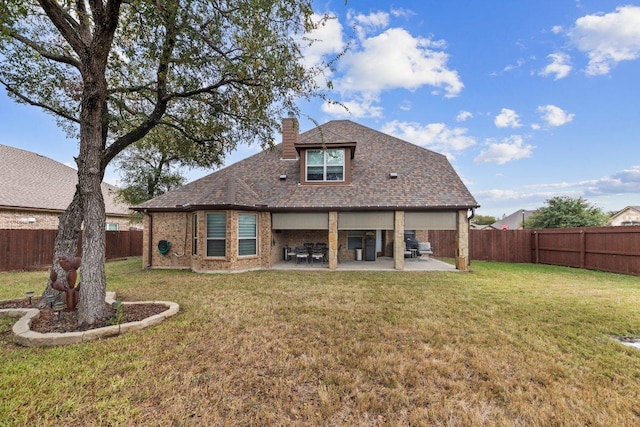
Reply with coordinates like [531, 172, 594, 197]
[526, 196, 609, 229]
[115, 126, 226, 206]
[471, 214, 497, 226]
[0, 0, 332, 326]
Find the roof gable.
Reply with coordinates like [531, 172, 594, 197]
[610, 206, 640, 221]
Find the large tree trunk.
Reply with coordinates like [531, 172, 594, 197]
[75, 58, 112, 326]
[38, 188, 84, 308]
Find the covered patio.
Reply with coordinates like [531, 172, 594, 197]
[271, 210, 469, 271]
[272, 255, 458, 272]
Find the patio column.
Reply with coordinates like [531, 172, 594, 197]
[328, 211, 338, 269]
[455, 209, 469, 271]
[394, 210, 405, 270]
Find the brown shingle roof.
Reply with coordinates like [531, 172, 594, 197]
[0, 144, 129, 215]
[135, 120, 478, 211]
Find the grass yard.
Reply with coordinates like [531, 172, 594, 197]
[2, 258, 640, 426]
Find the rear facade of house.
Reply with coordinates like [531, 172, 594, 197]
[135, 119, 479, 272]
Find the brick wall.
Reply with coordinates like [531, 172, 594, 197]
[0, 208, 136, 230]
[0, 210, 60, 229]
[142, 211, 192, 269]
[144, 210, 272, 272]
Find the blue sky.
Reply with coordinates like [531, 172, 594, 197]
[1, 0, 639, 218]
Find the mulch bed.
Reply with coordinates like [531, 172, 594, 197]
[0, 297, 168, 333]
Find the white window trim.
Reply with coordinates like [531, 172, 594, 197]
[206, 212, 226, 258]
[238, 212, 258, 257]
[306, 149, 345, 182]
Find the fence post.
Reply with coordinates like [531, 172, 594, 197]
[579, 230, 586, 269]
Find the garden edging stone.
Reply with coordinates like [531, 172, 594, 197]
[1, 291, 179, 347]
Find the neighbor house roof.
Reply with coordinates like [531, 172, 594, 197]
[0, 144, 129, 215]
[135, 120, 479, 212]
[489, 209, 535, 230]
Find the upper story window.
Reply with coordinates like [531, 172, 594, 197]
[306, 149, 344, 182]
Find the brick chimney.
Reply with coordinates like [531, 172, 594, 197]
[281, 115, 298, 160]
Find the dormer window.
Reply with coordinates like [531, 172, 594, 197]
[306, 149, 345, 182]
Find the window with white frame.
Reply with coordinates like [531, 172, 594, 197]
[192, 213, 198, 255]
[206, 212, 226, 257]
[238, 213, 257, 256]
[106, 223, 119, 231]
[306, 149, 344, 182]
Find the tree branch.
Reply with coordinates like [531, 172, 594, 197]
[7, 31, 81, 69]
[1, 78, 80, 124]
[38, 0, 86, 56]
[101, 2, 177, 165]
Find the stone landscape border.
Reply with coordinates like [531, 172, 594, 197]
[1, 292, 179, 347]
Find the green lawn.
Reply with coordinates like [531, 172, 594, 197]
[2, 258, 640, 426]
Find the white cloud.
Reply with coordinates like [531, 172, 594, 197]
[321, 98, 383, 119]
[456, 111, 473, 122]
[585, 165, 640, 195]
[334, 27, 463, 99]
[494, 108, 521, 128]
[475, 188, 554, 202]
[390, 8, 415, 19]
[503, 58, 525, 73]
[552, 25, 563, 34]
[474, 135, 534, 164]
[381, 120, 476, 155]
[398, 100, 412, 111]
[540, 52, 572, 79]
[348, 10, 390, 38]
[475, 166, 640, 217]
[300, 14, 345, 69]
[537, 105, 575, 127]
[569, 5, 640, 76]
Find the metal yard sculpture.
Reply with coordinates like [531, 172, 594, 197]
[50, 255, 81, 310]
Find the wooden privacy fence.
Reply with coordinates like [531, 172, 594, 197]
[531, 227, 640, 276]
[428, 227, 640, 276]
[0, 229, 143, 272]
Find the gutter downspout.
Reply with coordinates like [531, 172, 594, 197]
[145, 210, 153, 268]
[467, 207, 476, 267]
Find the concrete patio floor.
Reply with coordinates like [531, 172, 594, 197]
[272, 256, 458, 272]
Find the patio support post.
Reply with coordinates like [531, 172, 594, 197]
[455, 209, 469, 271]
[394, 210, 405, 271]
[328, 211, 338, 269]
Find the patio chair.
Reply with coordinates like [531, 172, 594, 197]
[311, 243, 326, 264]
[295, 246, 309, 264]
[419, 242, 433, 258]
[404, 241, 412, 258]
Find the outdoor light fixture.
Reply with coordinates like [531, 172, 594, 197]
[279, 174, 287, 180]
[25, 290, 34, 305]
[46, 294, 55, 309]
[389, 172, 398, 179]
[53, 301, 66, 320]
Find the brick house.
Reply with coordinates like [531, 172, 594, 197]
[0, 144, 133, 230]
[134, 118, 479, 271]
